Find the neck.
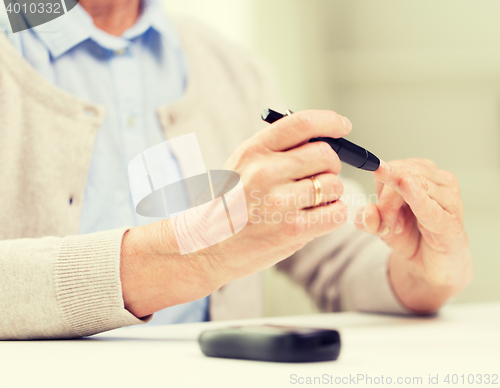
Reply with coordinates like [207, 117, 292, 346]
[79, 0, 142, 36]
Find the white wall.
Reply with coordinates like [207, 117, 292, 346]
[161, 0, 255, 50]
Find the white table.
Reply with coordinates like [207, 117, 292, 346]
[2, 302, 499, 388]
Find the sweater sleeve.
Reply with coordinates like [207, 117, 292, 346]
[276, 178, 411, 315]
[0, 228, 149, 340]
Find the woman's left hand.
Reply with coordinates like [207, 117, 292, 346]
[355, 158, 473, 313]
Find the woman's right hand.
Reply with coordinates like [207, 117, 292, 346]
[121, 110, 352, 318]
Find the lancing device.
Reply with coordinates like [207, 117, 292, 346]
[261, 108, 380, 172]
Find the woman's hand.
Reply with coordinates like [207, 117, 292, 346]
[208, 110, 353, 281]
[121, 110, 352, 318]
[355, 159, 473, 313]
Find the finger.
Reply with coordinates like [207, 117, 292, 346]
[377, 184, 406, 233]
[410, 164, 460, 191]
[385, 160, 459, 188]
[356, 203, 420, 257]
[414, 176, 463, 215]
[281, 141, 342, 179]
[375, 179, 384, 198]
[301, 200, 348, 236]
[356, 203, 422, 259]
[395, 175, 454, 234]
[375, 162, 462, 215]
[288, 173, 343, 209]
[374, 160, 403, 186]
[376, 160, 459, 189]
[256, 110, 352, 152]
[354, 203, 381, 235]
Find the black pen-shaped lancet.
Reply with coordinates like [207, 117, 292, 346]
[261, 108, 380, 172]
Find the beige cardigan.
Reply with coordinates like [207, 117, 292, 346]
[0, 17, 407, 340]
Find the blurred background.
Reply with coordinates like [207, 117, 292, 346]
[162, 0, 500, 315]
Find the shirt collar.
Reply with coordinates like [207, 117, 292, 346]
[31, 0, 180, 59]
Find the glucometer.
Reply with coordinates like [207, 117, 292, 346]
[262, 108, 380, 172]
[198, 325, 341, 363]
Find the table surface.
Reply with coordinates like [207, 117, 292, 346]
[2, 302, 499, 388]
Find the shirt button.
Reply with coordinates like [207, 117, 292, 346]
[114, 48, 126, 56]
[127, 116, 136, 127]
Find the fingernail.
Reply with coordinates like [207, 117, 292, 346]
[340, 116, 352, 131]
[378, 221, 390, 237]
[394, 217, 404, 235]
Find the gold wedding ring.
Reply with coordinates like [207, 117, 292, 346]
[310, 176, 322, 207]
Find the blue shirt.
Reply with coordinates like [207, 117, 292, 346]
[0, 0, 209, 325]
